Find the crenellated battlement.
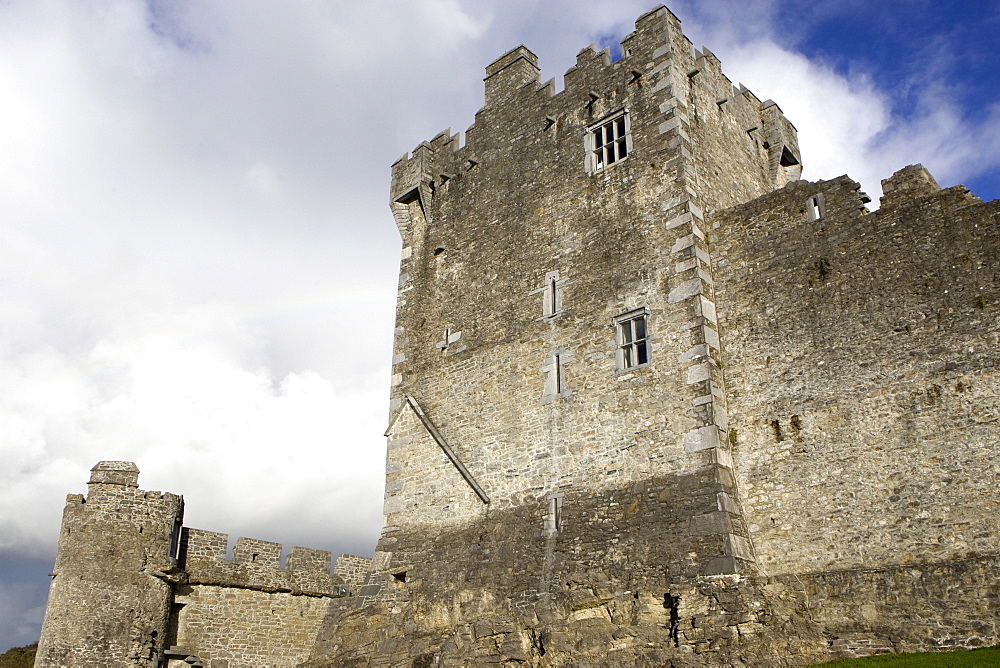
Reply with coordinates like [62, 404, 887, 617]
[40, 462, 371, 667]
[178, 527, 353, 597]
[389, 3, 801, 235]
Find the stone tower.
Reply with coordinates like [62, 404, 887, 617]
[377, 5, 797, 595]
[306, 6, 804, 657]
[35, 461, 183, 667]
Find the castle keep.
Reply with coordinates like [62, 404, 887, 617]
[36, 6, 999, 666]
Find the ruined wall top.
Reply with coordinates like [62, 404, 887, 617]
[879, 163, 942, 208]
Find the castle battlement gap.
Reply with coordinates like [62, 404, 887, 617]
[35, 4, 999, 666]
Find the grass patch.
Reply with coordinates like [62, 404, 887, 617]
[811, 646, 1000, 667]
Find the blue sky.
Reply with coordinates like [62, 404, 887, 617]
[1, 0, 997, 652]
[774, 0, 1000, 200]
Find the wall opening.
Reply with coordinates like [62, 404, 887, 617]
[170, 517, 186, 558]
[587, 110, 631, 173]
[554, 354, 563, 394]
[663, 593, 680, 646]
[532, 270, 565, 319]
[806, 194, 823, 221]
[545, 494, 564, 534]
[436, 326, 461, 352]
[542, 352, 571, 401]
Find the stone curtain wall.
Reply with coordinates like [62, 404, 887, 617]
[782, 555, 1000, 654]
[35, 465, 367, 667]
[179, 528, 347, 595]
[712, 168, 1000, 575]
[170, 586, 334, 667]
[306, 494, 832, 666]
[306, 543, 1000, 665]
[167, 528, 349, 665]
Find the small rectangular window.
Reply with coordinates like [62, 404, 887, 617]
[588, 111, 630, 173]
[616, 311, 649, 369]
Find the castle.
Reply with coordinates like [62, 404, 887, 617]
[35, 6, 999, 667]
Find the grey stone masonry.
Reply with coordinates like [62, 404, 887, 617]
[178, 528, 349, 596]
[306, 6, 999, 666]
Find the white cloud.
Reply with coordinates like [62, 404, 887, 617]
[0, 298, 388, 555]
[724, 40, 1000, 202]
[720, 41, 892, 195]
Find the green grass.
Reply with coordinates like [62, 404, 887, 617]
[812, 646, 1000, 667]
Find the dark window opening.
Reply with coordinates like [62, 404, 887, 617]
[168, 518, 182, 560]
[779, 147, 799, 167]
[546, 494, 564, 534]
[663, 593, 680, 646]
[771, 419, 784, 442]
